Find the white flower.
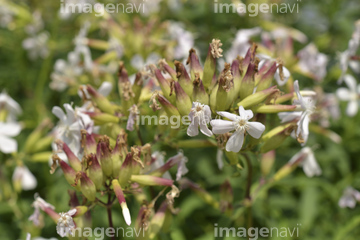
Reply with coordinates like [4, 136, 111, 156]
[0, 122, 21, 153]
[225, 27, 261, 61]
[339, 187, 360, 208]
[298, 43, 328, 81]
[52, 104, 93, 154]
[211, 106, 265, 153]
[338, 20, 360, 83]
[29, 195, 55, 226]
[187, 102, 213, 137]
[336, 74, 360, 117]
[0, 91, 22, 122]
[12, 166, 37, 190]
[278, 80, 316, 145]
[168, 22, 194, 59]
[289, 147, 321, 177]
[22, 32, 49, 60]
[56, 209, 77, 237]
[175, 152, 188, 181]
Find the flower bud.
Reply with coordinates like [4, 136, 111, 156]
[130, 175, 173, 186]
[132, 72, 143, 104]
[57, 158, 81, 191]
[81, 130, 97, 154]
[209, 83, 219, 112]
[78, 171, 97, 201]
[85, 111, 119, 124]
[187, 48, 203, 80]
[148, 202, 168, 239]
[112, 179, 131, 226]
[56, 140, 82, 172]
[253, 104, 297, 113]
[86, 85, 115, 115]
[174, 82, 192, 116]
[72, 206, 89, 218]
[118, 153, 134, 186]
[192, 74, 209, 105]
[256, 61, 277, 91]
[157, 94, 180, 118]
[239, 58, 258, 100]
[97, 137, 113, 177]
[118, 62, 135, 115]
[260, 123, 295, 153]
[158, 59, 177, 81]
[216, 63, 235, 111]
[203, 40, 221, 89]
[174, 61, 193, 97]
[150, 64, 176, 104]
[260, 150, 275, 176]
[231, 57, 243, 96]
[112, 131, 128, 178]
[86, 154, 103, 189]
[237, 86, 280, 109]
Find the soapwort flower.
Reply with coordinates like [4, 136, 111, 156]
[56, 209, 76, 237]
[336, 74, 360, 117]
[187, 102, 212, 137]
[339, 187, 360, 208]
[211, 106, 265, 152]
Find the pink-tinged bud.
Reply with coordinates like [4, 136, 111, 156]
[135, 205, 148, 230]
[157, 94, 180, 118]
[260, 150, 275, 176]
[112, 179, 131, 226]
[72, 206, 89, 218]
[239, 58, 258, 100]
[174, 82, 192, 116]
[192, 75, 209, 105]
[179, 178, 219, 208]
[148, 202, 168, 239]
[202, 44, 217, 89]
[256, 61, 278, 91]
[132, 72, 143, 104]
[59, 160, 81, 191]
[237, 86, 280, 109]
[130, 175, 173, 186]
[112, 131, 128, 178]
[253, 104, 297, 113]
[97, 137, 113, 177]
[242, 46, 252, 73]
[87, 154, 103, 189]
[81, 130, 97, 154]
[150, 154, 183, 177]
[68, 190, 80, 208]
[78, 171, 96, 201]
[118, 62, 135, 115]
[187, 48, 203, 80]
[44, 207, 61, 223]
[86, 85, 115, 115]
[231, 57, 243, 96]
[158, 59, 177, 81]
[56, 140, 82, 172]
[85, 111, 119, 124]
[174, 61, 193, 96]
[220, 180, 233, 214]
[118, 153, 134, 186]
[216, 63, 235, 111]
[150, 65, 176, 104]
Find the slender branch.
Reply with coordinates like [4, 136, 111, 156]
[107, 193, 115, 240]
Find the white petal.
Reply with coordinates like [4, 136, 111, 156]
[217, 111, 237, 121]
[225, 131, 244, 152]
[187, 117, 199, 137]
[199, 121, 213, 137]
[20, 166, 37, 190]
[246, 122, 265, 139]
[346, 100, 358, 117]
[238, 106, 253, 120]
[344, 74, 357, 91]
[278, 112, 301, 123]
[122, 206, 132, 226]
[216, 149, 224, 170]
[67, 208, 77, 216]
[303, 151, 321, 177]
[275, 66, 291, 86]
[63, 104, 75, 124]
[0, 122, 21, 136]
[210, 119, 235, 134]
[336, 88, 352, 101]
[0, 135, 17, 153]
[52, 106, 66, 122]
[98, 82, 113, 96]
